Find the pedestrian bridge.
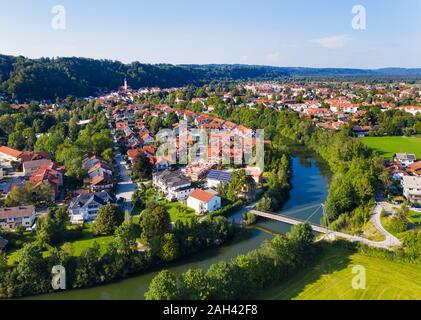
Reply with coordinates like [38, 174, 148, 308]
[248, 209, 330, 234]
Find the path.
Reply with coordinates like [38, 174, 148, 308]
[250, 209, 401, 250]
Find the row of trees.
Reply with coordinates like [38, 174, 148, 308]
[145, 223, 316, 300]
[0, 201, 239, 298]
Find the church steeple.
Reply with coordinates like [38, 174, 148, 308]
[124, 78, 128, 91]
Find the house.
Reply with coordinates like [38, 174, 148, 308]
[207, 170, 232, 189]
[408, 162, 421, 176]
[0, 205, 36, 229]
[23, 159, 52, 176]
[28, 162, 65, 200]
[402, 176, 421, 204]
[18, 151, 50, 163]
[182, 162, 213, 182]
[68, 192, 116, 224]
[140, 131, 154, 145]
[187, 189, 221, 215]
[0, 146, 22, 164]
[153, 170, 194, 201]
[85, 160, 115, 191]
[394, 153, 417, 167]
[0, 236, 7, 252]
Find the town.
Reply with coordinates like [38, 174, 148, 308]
[0, 63, 420, 301]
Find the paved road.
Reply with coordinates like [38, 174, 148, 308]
[370, 202, 402, 248]
[114, 147, 137, 214]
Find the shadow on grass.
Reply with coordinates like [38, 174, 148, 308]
[257, 241, 357, 300]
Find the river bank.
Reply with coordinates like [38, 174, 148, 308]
[28, 146, 331, 300]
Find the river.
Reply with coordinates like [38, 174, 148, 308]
[30, 147, 330, 300]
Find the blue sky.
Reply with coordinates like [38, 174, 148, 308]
[1, 0, 420, 68]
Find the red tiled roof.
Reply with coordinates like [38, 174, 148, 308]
[190, 189, 214, 203]
[0, 146, 22, 158]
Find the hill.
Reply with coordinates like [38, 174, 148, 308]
[1, 54, 421, 101]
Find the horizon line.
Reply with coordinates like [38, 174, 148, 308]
[1, 53, 421, 71]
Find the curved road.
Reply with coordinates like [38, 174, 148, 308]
[370, 202, 401, 248]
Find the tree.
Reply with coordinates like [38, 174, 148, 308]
[93, 204, 124, 235]
[73, 242, 102, 288]
[132, 153, 153, 180]
[159, 233, 179, 262]
[180, 269, 210, 300]
[144, 270, 180, 300]
[36, 207, 70, 246]
[114, 223, 137, 255]
[140, 202, 171, 243]
[131, 190, 145, 211]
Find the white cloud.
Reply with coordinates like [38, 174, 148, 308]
[311, 35, 351, 49]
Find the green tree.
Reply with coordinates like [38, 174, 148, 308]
[144, 270, 180, 300]
[159, 233, 179, 262]
[180, 269, 210, 300]
[93, 204, 124, 235]
[140, 202, 171, 243]
[132, 153, 153, 180]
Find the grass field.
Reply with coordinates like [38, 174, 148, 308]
[260, 245, 421, 300]
[362, 136, 421, 159]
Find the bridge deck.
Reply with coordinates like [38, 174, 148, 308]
[249, 210, 329, 234]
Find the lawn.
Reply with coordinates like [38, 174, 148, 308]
[60, 235, 115, 256]
[6, 224, 116, 265]
[143, 191, 197, 223]
[259, 245, 421, 300]
[362, 136, 421, 159]
[408, 210, 421, 226]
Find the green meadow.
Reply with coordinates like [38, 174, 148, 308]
[260, 245, 421, 300]
[362, 136, 421, 159]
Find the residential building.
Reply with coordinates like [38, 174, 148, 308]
[0, 205, 36, 229]
[402, 176, 421, 204]
[82, 155, 115, 191]
[23, 159, 52, 176]
[182, 162, 213, 182]
[68, 192, 116, 223]
[187, 189, 221, 214]
[153, 170, 194, 201]
[207, 170, 232, 189]
[0, 146, 22, 164]
[408, 161, 421, 176]
[29, 162, 65, 200]
[18, 151, 50, 163]
[394, 153, 417, 167]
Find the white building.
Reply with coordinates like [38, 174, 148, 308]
[187, 189, 221, 215]
[68, 192, 116, 223]
[0, 205, 36, 229]
[153, 170, 194, 201]
[0, 146, 22, 162]
[394, 153, 417, 167]
[402, 176, 421, 204]
[206, 170, 232, 189]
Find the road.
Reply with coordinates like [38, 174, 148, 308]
[370, 202, 402, 248]
[113, 146, 137, 214]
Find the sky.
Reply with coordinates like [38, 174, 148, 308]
[0, 0, 420, 68]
